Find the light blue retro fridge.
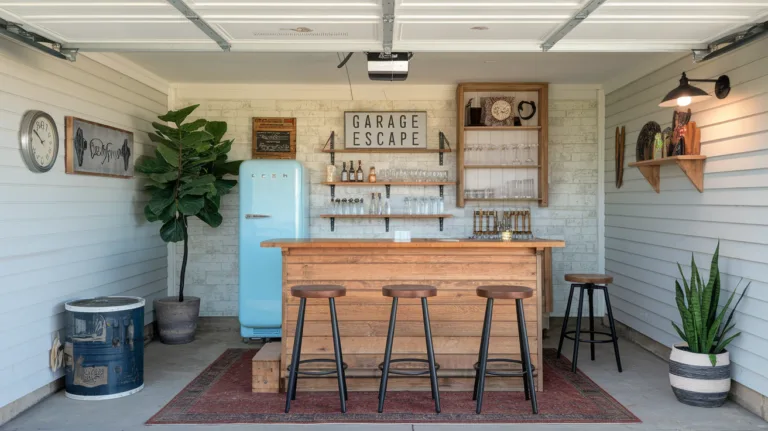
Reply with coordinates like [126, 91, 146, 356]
[239, 160, 309, 339]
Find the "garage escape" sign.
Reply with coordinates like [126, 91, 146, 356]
[344, 111, 427, 149]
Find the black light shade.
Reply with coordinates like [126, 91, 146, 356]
[659, 72, 731, 108]
[659, 73, 710, 107]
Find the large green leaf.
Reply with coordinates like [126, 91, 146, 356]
[671, 322, 687, 343]
[144, 204, 159, 222]
[181, 118, 207, 132]
[182, 130, 214, 148]
[149, 170, 179, 183]
[205, 120, 227, 142]
[178, 195, 205, 215]
[147, 132, 169, 144]
[152, 122, 182, 139]
[719, 281, 749, 345]
[206, 193, 221, 210]
[158, 105, 199, 126]
[213, 139, 232, 156]
[135, 155, 172, 174]
[148, 187, 175, 215]
[156, 143, 180, 167]
[213, 160, 242, 177]
[160, 217, 185, 242]
[702, 243, 720, 326]
[215, 179, 237, 196]
[180, 174, 215, 191]
[196, 200, 222, 228]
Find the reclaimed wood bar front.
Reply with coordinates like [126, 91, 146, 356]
[261, 238, 565, 393]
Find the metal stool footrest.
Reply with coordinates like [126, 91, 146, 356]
[563, 330, 616, 344]
[473, 358, 536, 377]
[378, 358, 441, 376]
[291, 358, 349, 376]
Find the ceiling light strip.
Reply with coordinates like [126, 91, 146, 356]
[382, 0, 394, 54]
[166, 0, 230, 51]
[540, 0, 606, 52]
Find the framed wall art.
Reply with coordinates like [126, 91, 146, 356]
[252, 117, 297, 159]
[65, 116, 133, 178]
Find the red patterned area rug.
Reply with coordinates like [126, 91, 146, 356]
[147, 348, 640, 425]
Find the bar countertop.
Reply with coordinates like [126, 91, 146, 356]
[261, 238, 566, 248]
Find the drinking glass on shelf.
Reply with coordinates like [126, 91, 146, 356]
[511, 144, 521, 165]
[486, 144, 497, 165]
[525, 142, 534, 164]
[404, 197, 412, 215]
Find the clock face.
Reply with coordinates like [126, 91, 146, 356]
[491, 100, 512, 121]
[20, 111, 59, 173]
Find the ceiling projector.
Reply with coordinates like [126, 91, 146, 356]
[367, 52, 409, 81]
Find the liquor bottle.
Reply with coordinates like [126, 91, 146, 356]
[356, 160, 364, 182]
[340, 162, 348, 182]
[348, 160, 355, 182]
[383, 195, 391, 215]
[377, 192, 383, 215]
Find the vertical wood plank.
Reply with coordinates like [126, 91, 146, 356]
[539, 84, 549, 207]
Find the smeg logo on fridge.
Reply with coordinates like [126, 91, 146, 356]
[253, 173, 290, 179]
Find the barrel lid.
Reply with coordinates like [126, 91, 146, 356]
[65, 296, 145, 312]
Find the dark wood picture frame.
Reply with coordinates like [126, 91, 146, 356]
[64, 116, 134, 179]
[252, 117, 297, 160]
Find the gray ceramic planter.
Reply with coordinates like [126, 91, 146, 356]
[154, 296, 201, 345]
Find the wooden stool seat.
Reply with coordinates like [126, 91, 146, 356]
[382, 285, 437, 298]
[291, 285, 346, 299]
[564, 274, 613, 284]
[476, 285, 534, 300]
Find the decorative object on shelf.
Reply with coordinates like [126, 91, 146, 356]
[481, 96, 516, 127]
[368, 166, 377, 183]
[615, 126, 625, 189]
[19, 110, 59, 173]
[683, 122, 702, 156]
[672, 109, 692, 156]
[629, 155, 707, 193]
[135, 104, 242, 344]
[344, 111, 427, 149]
[64, 116, 133, 178]
[659, 72, 731, 107]
[662, 127, 674, 157]
[471, 208, 532, 239]
[252, 117, 296, 159]
[669, 242, 749, 407]
[517, 101, 537, 121]
[636, 121, 661, 162]
[653, 132, 665, 160]
[325, 164, 336, 182]
[465, 98, 484, 126]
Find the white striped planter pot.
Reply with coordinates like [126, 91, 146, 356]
[669, 343, 731, 407]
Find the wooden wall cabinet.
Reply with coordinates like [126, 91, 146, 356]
[456, 83, 549, 208]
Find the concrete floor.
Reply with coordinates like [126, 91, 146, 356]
[2, 325, 767, 431]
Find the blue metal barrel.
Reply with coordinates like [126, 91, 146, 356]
[64, 296, 145, 400]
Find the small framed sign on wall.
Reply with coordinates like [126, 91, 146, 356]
[344, 111, 427, 149]
[64, 116, 134, 178]
[252, 117, 296, 159]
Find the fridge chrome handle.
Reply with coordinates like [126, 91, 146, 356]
[245, 214, 271, 219]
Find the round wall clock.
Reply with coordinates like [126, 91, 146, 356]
[20, 110, 59, 173]
[491, 100, 512, 121]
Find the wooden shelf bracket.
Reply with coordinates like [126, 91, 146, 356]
[628, 156, 706, 193]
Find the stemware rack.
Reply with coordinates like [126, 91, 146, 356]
[456, 82, 549, 207]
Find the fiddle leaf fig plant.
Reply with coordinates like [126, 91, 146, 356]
[672, 242, 749, 366]
[136, 104, 241, 302]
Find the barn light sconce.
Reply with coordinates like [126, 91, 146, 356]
[659, 72, 731, 107]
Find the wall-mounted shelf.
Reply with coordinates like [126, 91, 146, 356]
[464, 165, 539, 169]
[456, 82, 549, 208]
[322, 181, 454, 199]
[628, 155, 706, 193]
[322, 131, 452, 165]
[464, 126, 541, 131]
[319, 214, 453, 232]
[465, 198, 540, 202]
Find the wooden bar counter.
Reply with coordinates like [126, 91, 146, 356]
[261, 238, 565, 393]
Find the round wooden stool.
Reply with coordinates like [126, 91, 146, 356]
[557, 274, 622, 373]
[473, 286, 538, 414]
[378, 285, 440, 414]
[285, 285, 348, 414]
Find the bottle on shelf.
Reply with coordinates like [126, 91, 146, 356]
[348, 160, 355, 182]
[359, 198, 365, 215]
[376, 192, 383, 215]
[356, 160, 364, 182]
[340, 162, 348, 182]
[383, 195, 391, 215]
[368, 166, 377, 183]
[368, 192, 377, 215]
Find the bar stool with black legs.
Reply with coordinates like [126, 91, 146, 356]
[378, 285, 440, 414]
[285, 285, 348, 414]
[473, 285, 538, 414]
[557, 274, 622, 373]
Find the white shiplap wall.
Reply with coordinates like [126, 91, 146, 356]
[0, 39, 168, 410]
[605, 39, 768, 396]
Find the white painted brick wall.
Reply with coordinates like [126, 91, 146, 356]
[172, 97, 598, 317]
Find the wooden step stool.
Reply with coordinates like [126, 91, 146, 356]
[252, 342, 282, 393]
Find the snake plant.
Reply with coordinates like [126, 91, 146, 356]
[672, 242, 749, 366]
